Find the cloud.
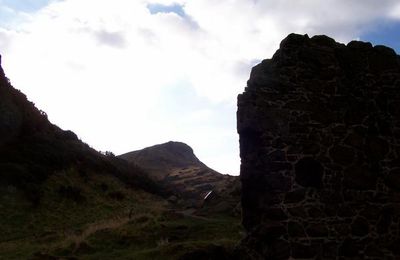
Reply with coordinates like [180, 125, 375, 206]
[0, 27, 14, 51]
[94, 30, 126, 48]
[389, 3, 400, 19]
[1, 0, 400, 175]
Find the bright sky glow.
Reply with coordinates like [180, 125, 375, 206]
[0, 0, 399, 175]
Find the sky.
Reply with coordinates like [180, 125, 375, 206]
[0, 0, 399, 175]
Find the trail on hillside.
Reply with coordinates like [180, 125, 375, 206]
[179, 209, 211, 221]
[59, 215, 131, 252]
[56, 206, 210, 253]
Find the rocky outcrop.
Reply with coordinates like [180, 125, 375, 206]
[237, 34, 400, 259]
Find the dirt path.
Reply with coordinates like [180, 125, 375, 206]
[179, 208, 211, 221]
[57, 207, 210, 252]
[59, 215, 130, 252]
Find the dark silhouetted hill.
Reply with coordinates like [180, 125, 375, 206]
[0, 54, 166, 205]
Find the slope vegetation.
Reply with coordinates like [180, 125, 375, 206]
[0, 55, 243, 259]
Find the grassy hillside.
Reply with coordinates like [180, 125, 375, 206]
[0, 167, 159, 259]
[0, 56, 243, 259]
[0, 167, 242, 259]
[0, 54, 166, 204]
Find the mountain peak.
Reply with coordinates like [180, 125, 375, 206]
[119, 141, 237, 201]
[119, 141, 205, 177]
[153, 141, 198, 162]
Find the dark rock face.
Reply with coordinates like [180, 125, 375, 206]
[237, 34, 400, 259]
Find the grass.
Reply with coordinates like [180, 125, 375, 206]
[0, 168, 164, 259]
[0, 168, 242, 259]
[64, 213, 242, 259]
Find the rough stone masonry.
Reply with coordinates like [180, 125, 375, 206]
[237, 34, 400, 259]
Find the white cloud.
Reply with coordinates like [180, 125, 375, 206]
[1, 0, 400, 175]
[0, 27, 14, 50]
[389, 3, 400, 19]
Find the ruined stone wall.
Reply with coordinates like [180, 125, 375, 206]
[237, 34, 400, 259]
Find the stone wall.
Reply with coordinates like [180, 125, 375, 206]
[237, 34, 400, 259]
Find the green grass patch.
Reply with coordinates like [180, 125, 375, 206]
[0, 168, 242, 259]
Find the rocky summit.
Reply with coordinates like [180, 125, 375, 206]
[237, 34, 400, 259]
[120, 141, 240, 213]
[120, 141, 207, 180]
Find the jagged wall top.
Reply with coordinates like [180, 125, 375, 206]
[246, 34, 399, 93]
